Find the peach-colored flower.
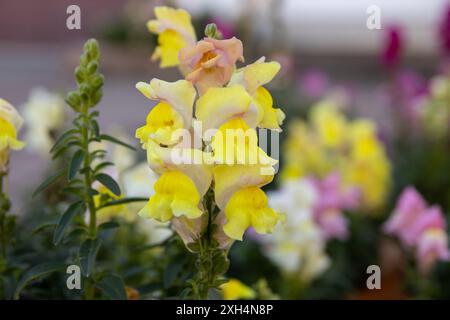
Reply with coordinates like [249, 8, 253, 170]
[180, 37, 244, 94]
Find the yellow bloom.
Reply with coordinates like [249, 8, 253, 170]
[195, 85, 255, 131]
[311, 101, 347, 148]
[147, 6, 196, 67]
[229, 57, 285, 131]
[281, 102, 391, 211]
[221, 279, 255, 300]
[138, 171, 203, 222]
[224, 186, 280, 241]
[212, 118, 277, 167]
[135, 79, 196, 147]
[0, 98, 25, 172]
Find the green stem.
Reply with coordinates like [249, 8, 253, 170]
[194, 189, 218, 300]
[80, 103, 98, 300]
[80, 104, 97, 239]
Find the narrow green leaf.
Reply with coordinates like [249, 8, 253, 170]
[98, 221, 120, 231]
[31, 220, 57, 236]
[99, 134, 136, 151]
[68, 150, 84, 180]
[91, 120, 100, 138]
[98, 197, 147, 209]
[93, 161, 114, 173]
[32, 170, 65, 198]
[50, 129, 78, 153]
[95, 273, 127, 300]
[79, 238, 102, 277]
[95, 173, 121, 196]
[14, 262, 66, 299]
[53, 201, 84, 245]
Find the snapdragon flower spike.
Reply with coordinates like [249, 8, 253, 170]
[147, 6, 197, 68]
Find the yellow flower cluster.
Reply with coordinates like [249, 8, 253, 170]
[0, 98, 25, 174]
[136, 6, 284, 243]
[282, 101, 391, 212]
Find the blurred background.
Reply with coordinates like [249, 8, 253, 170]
[2, 0, 450, 299]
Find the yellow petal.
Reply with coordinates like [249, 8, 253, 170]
[138, 171, 203, 222]
[136, 79, 196, 128]
[146, 140, 212, 196]
[229, 57, 281, 94]
[214, 164, 274, 210]
[195, 85, 254, 131]
[253, 86, 285, 131]
[224, 186, 280, 240]
[221, 279, 255, 300]
[135, 102, 184, 147]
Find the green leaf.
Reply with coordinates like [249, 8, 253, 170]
[95, 273, 127, 300]
[68, 150, 84, 180]
[32, 170, 65, 198]
[53, 201, 84, 245]
[14, 262, 66, 299]
[95, 173, 121, 196]
[98, 221, 120, 231]
[91, 120, 100, 138]
[93, 161, 114, 173]
[31, 220, 58, 236]
[99, 134, 136, 151]
[50, 129, 78, 153]
[98, 197, 147, 209]
[164, 263, 183, 289]
[79, 238, 102, 277]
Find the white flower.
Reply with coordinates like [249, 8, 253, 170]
[22, 88, 66, 156]
[262, 178, 330, 283]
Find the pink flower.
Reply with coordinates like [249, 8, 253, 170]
[311, 173, 360, 240]
[316, 209, 349, 241]
[438, 3, 450, 56]
[384, 187, 450, 273]
[383, 187, 427, 246]
[417, 228, 450, 273]
[179, 37, 244, 94]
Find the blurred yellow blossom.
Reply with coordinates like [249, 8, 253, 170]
[282, 102, 391, 211]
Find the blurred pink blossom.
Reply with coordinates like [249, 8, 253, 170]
[311, 173, 360, 240]
[384, 186, 450, 272]
[299, 69, 330, 99]
[438, 3, 450, 56]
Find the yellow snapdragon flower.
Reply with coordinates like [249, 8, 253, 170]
[147, 6, 196, 68]
[136, 79, 196, 147]
[221, 279, 255, 300]
[0, 98, 25, 173]
[138, 171, 203, 222]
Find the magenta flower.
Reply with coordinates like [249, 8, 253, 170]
[439, 3, 450, 56]
[381, 25, 403, 70]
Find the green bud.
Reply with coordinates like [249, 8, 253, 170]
[75, 66, 85, 84]
[66, 91, 81, 110]
[86, 39, 99, 60]
[205, 23, 218, 39]
[87, 61, 98, 74]
[91, 90, 103, 106]
[91, 74, 104, 90]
